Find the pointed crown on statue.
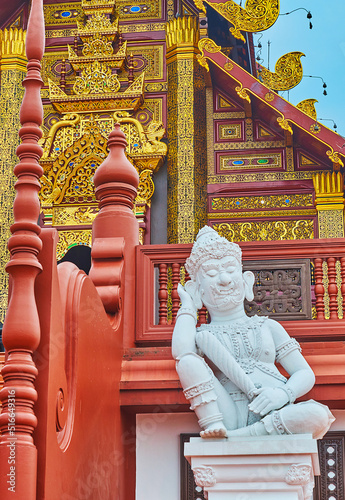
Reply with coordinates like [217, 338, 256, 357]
[185, 226, 242, 281]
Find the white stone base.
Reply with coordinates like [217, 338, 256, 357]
[184, 434, 319, 500]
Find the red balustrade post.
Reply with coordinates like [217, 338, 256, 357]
[314, 257, 325, 320]
[158, 263, 168, 325]
[171, 262, 180, 324]
[327, 257, 339, 320]
[0, 0, 44, 498]
[340, 257, 345, 319]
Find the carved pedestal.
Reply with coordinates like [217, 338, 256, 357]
[185, 434, 319, 500]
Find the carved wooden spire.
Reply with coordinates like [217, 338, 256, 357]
[0, 0, 44, 498]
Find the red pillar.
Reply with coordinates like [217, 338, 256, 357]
[0, 0, 45, 498]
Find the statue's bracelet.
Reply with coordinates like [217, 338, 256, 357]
[279, 385, 296, 404]
[176, 307, 197, 324]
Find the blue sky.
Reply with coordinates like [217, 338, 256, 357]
[251, 0, 345, 138]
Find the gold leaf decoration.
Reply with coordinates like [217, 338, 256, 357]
[259, 52, 304, 91]
[197, 38, 221, 72]
[194, 0, 280, 43]
[277, 116, 293, 135]
[296, 99, 318, 120]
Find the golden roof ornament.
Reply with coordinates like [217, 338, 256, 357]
[259, 52, 304, 91]
[193, 0, 280, 43]
[296, 99, 318, 120]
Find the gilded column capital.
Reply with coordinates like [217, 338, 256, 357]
[166, 16, 199, 62]
[0, 28, 27, 70]
[313, 172, 344, 238]
[313, 171, 344, 210]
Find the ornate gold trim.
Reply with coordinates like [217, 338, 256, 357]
[259, 52, 304, 91]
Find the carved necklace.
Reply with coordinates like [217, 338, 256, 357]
[197, 316, 265, 374]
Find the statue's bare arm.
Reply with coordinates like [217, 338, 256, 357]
[171, 284, 198, 360]
[249, 319, 315, 417]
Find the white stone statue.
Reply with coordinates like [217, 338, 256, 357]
[172, 226, 335, 439]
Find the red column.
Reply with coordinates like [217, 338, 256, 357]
[0, 0, 44, 498]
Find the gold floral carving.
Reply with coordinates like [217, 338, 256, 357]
[211, 194, 313, 211]
[39, 127, 107, 205]
[318, 210, 344, 239]
[277, 116, 293, 135]
[260, 52, 304, 91]
[213, 219, 314, 242]
[81, 0, 115, 15]
[296, 99, 318, 120]
[310, 123, 321, 134]
[53, 205, 98, 226]
[56, 230, 92, 260]
[194, 0, 280, 42]
[326, 150, 344, 169]
[137, 170, 155, 205]
[214, 139, 284, 151]
[209, 170, 325, 184]
[264, 92, 275, 102]
[73, 61, 121, 95]
[209, 209, 316, 219]
[235, 85, 251, 103]
[197, 38, 221, 71]
[77, 12, 118, 34]
[120, 23, 166, 33]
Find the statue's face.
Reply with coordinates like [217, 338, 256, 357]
[197, 255, 245, 312]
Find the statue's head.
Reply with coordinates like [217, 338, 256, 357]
[184, 226, 255, 312]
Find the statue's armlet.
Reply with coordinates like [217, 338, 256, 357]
[275, 338, 301, 363]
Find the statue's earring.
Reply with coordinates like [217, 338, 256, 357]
[185, 280, 203, 310]
[243, 271, 255, 302]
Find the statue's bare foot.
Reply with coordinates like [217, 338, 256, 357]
[200, 423, 227, 439]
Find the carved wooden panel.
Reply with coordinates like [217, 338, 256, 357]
[244, 259, 312, 320]
[314, 431, 345, 500]
[182, 432, 345, 500]
[181, 434, 207, 500]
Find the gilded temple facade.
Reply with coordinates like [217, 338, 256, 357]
[0, 1, 345, 499]
[1, 0, 345, 314]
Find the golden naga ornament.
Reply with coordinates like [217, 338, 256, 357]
[193, 0, 280, 43]
[259, 52, 304, 91]
[296, 99, 318, 120]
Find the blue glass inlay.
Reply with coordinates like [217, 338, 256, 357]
[75, 186, 79, 189]
[233, 160, 244, 165]
[285, 199, 290, 203]
[130, 6, 141, 12]
[61, 11, 72, 17]
[235, 201, 240, 205]
[133, 143, 139, 147]
[91, 163, 95, 167]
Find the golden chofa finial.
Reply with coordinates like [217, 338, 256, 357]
[259, 52, 304, 91]
[193, 0, 280, 43]
[296, 99, 318, 120]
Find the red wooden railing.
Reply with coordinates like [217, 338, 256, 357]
[136, 239, 345, 344]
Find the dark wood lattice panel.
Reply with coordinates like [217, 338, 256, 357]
[314, 432, 345, 500]
[180, 434, 207, 500]
[181, 432, 345, 500]
[244, 259, 312, 320]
